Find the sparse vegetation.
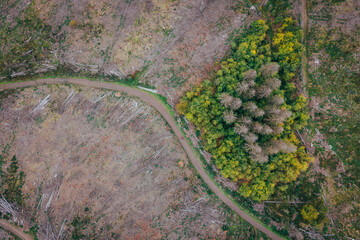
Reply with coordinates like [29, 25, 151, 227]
[0, 4, 56, 78]
[305, 0, 360, 238]
[0, 85, 267, 239]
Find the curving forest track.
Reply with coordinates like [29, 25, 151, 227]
[0, 219, 32, 240]
[0, 78, 283, 240]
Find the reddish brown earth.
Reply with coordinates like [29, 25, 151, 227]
[0, 220, 32, 240]
[0, 78, 283, 240]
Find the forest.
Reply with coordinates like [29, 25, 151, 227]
[177, 18, 313, 201]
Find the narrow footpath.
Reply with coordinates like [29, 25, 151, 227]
[0, 78, 284, 240]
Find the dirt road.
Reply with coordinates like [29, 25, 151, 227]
[0, 220, 32, 240]
[0, 78, 283, 240]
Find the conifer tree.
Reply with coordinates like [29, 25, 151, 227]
[234, 123, 249, 135]
[224, 110, 236, 124]
[243, 102, 258, 113]
[243, 69, 257, 81]
[253, 109, 265, 118]
[265, 78, 282, 90]
[261, 124, 273, 135]
[256, 85, 272, 99]
[245, 143, 262, 154]
[220, 93, 233, 108]
[252, 122, 263, 134]
[267, 95, 284, 106]
[236, 83, 249, 95]
[238, 116, 252, 125]
[243, 132, 258, 143]
[273, 125, 284, 135]
[231, 98, 242, 110]
[259, 62, 280, 77]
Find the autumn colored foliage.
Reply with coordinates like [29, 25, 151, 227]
[177, 19, 313, 201]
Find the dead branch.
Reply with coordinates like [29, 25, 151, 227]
[31, 94, 51, 114]
[45, 191, 55, 212]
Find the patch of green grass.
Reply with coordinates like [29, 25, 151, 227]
[0, 3, 56, 78]
[305, 1, 360, 238]
[163, 66, 188, 87]
[161, 27, 173, 37]
[26, 224, 39, 240]
[0, 155, 25, 206]
[222, 203, 271, 240]
[35, 115, 45, 126]
[0, 63, 155, 90]
[71, 214, 92, 240]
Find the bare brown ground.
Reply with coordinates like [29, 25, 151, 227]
[25, 0, 251, 100]
[0, 79, 283, 239]
[0, 84, 225, 239]
[0, 220, 32, 240]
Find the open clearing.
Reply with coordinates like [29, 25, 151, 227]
[1, 0, 252, 103]
[0, 81, 270, 239]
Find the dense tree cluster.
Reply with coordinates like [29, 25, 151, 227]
[177, 19, 313, 201]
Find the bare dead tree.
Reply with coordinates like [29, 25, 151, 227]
[259, 62, 280, 78]
[238, 116, 252, 125]
[273, 125, 284, 135]
[251, 153, 269, 163]
[224, 110, 236, 124]
[243, 69, 257, 81]
[246, 79, 256, 87]
[267, 95, 284, 106]
[245, 143, 262, 154]
[230, 98, 242, 110]
[266, 140, 296, 154]
[243, 101, 258, 113]
[279, 141, 297, 153]
[261, 124, 273, 135]
[256, 85, 272, 99]
[236, 82, 249, 96]
[264, 105, 281, 116]
[264, 144, 279, 155]
[265, 78, 282, 90]
[220, 93, 233, 108]
[243, 88, 256, 99]
[252, 122, 263, 134]
[263, 140, 280, 155]
[252, 108, 265, 118]
[281, 109, 293, 119]
[234, 123, 249, 135]
[243, 132, 258, 143]
[265, 109, 292, 124]
[264, 115, 282, 125]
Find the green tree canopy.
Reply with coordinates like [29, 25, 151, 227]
[177, 19, 313, 201]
